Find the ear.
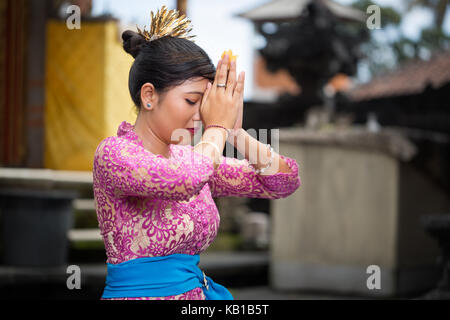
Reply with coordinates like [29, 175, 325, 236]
[140, 82, 157, 110]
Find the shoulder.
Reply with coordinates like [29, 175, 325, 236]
[95, 136, 139, 153]
[94, 136, 145, 167]
[94, 136, 117, 156]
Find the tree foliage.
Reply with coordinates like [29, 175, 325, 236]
[351, 0, 449, 79]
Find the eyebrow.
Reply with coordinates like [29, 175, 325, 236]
[185, 91, 204, 96]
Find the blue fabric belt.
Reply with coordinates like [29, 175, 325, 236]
[102, 254, 233, 300]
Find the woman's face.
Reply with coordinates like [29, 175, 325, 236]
[141, 77, 210, 145]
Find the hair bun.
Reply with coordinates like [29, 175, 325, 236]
[122, 30, 146, 58]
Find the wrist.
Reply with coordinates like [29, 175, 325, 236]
[201, 127, 227, 151]
[204, 125, 229, 141]
[227, 128, 245, 146]
[205, 123, 230, 131]
[251, 144, 275, 175]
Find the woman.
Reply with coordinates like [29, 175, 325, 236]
[93, 6, 301, 300]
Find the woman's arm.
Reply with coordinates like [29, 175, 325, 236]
[230, 129, 292, 175]
[207, 129, 301, 199]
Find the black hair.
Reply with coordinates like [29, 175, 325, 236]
[122, 30, 216, 112]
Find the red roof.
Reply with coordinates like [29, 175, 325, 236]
[347, 50, 450, 101]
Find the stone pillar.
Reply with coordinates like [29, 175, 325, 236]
[24, 0, 48, 168]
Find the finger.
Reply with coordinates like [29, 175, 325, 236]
[213, 59, 222, 85]
[203, 82, 212, 103]
[239, 72, 245, 104]
[240, 72, 245, 99]
[232, 70, 239, 93]
[225, 59, 237, 97]
[201, 82, 212, 109]
[215, 54, 229, 92]
[232, 71, 245, 103]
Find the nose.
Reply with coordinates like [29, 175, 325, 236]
[192, 109, 201, 122]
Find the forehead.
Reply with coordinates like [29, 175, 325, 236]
[173, 77, 209, 93]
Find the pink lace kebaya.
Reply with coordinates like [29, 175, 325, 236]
[93, 121, 301, 300]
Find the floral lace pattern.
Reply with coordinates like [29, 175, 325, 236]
[93, 121, 301, 300]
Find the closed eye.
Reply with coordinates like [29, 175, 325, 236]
[186, 99, 197, 105]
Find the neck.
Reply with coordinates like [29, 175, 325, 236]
[134, 115, 170, 159]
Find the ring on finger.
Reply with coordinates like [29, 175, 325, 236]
[217, 83, 226, 88]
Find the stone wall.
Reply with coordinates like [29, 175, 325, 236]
[270, 127, 449, 297]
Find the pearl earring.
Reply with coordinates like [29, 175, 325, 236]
[147, 103, 151, 108]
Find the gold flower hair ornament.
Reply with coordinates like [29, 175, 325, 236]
[136, 5, 196, 43]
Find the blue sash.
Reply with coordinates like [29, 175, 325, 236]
[102, 254, 233, 300]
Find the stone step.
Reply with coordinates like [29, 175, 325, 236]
[68, 228, 102, 242]
[72, 199, 95, 211]
[200, 251, 269, 287]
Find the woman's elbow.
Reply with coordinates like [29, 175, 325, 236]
[269, 177, 302, 199]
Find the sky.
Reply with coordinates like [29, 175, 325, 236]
[91, 0, 450, 97]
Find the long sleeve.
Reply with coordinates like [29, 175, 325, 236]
[94, 137, 215, 201]
[207, 153, 301, 199]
